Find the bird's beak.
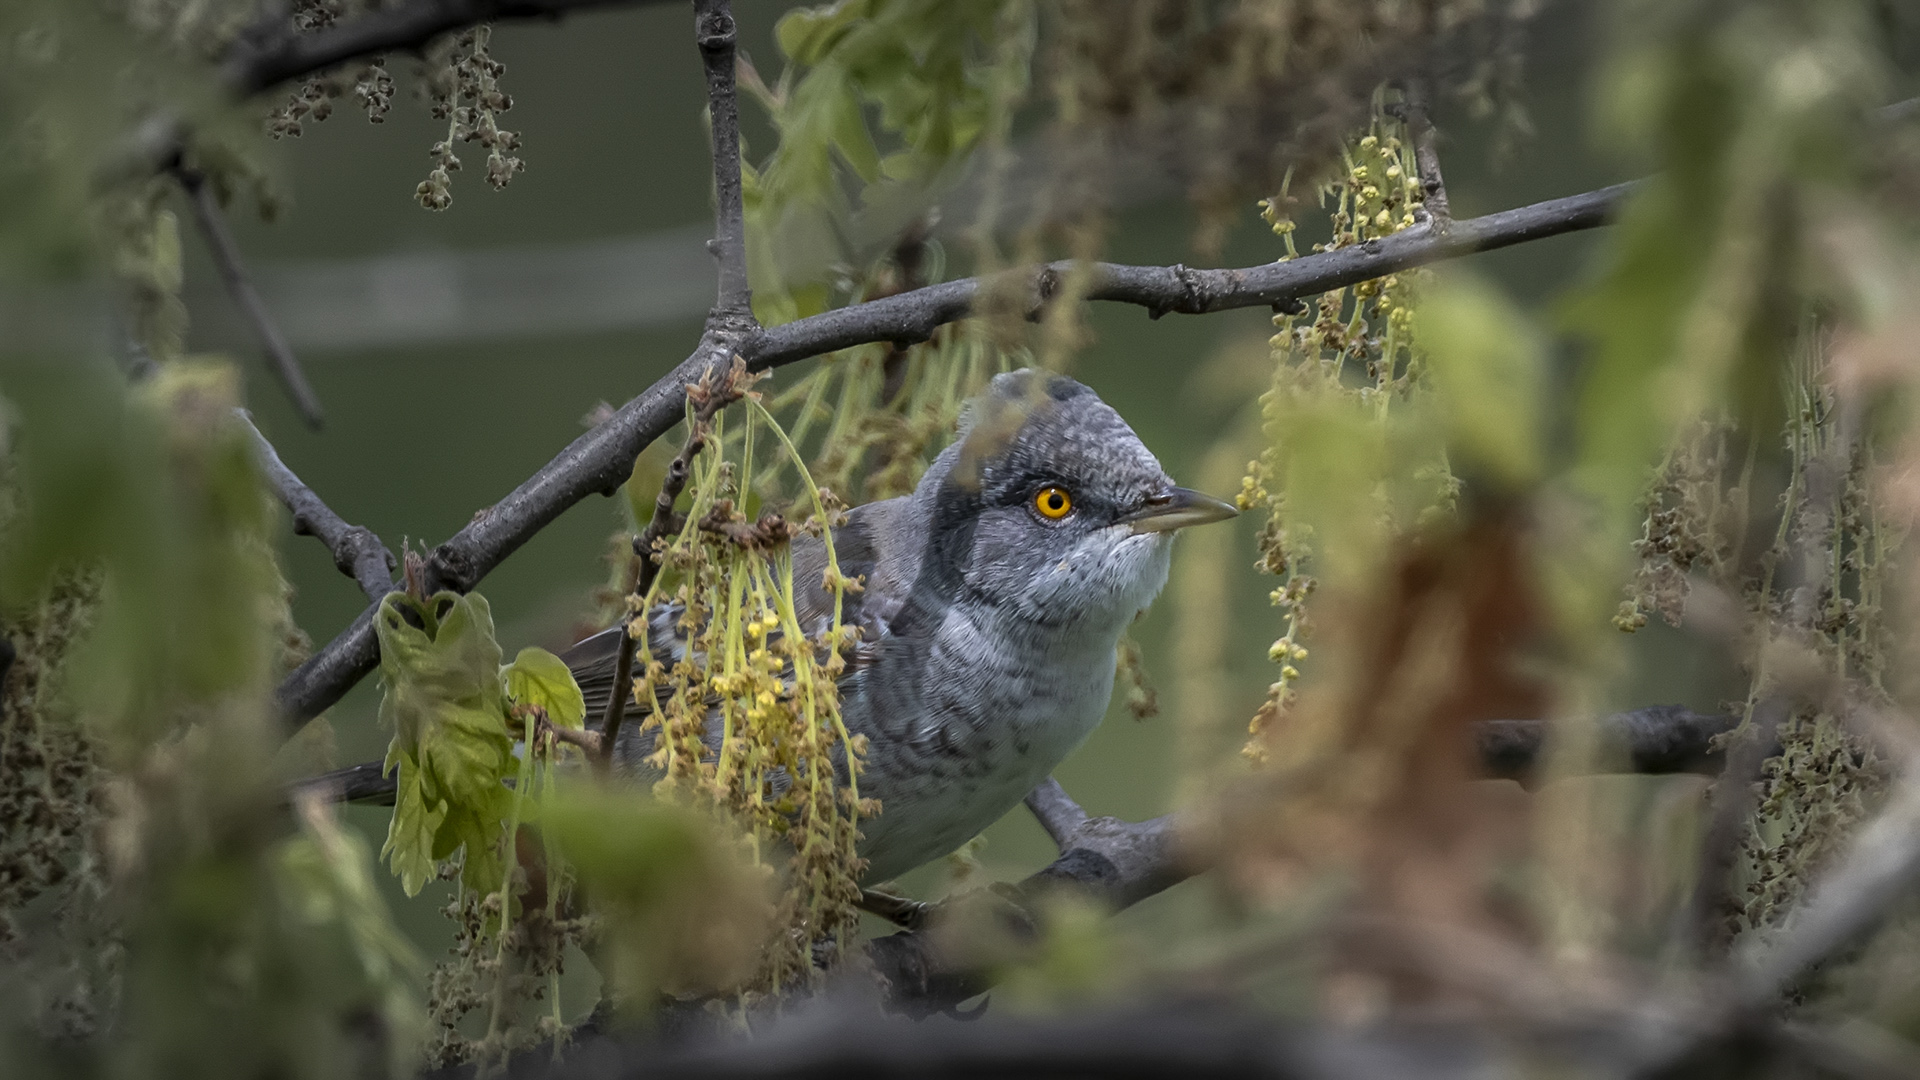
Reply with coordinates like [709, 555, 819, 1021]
[1122, 486, 1240, 534]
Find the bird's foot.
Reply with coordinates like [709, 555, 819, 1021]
[857, 887, 933, 930]
[858, 883, 1037, 940]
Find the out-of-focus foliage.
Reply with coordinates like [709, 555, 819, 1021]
[543, 786, 772, 1005]
[0, 363, 429, 1078]
[1047, 0, 1530, 251]
[741, 0, 1036, 325]
[1144, 0, 1920, 1043]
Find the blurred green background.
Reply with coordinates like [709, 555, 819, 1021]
[195, 1, 1731, 960]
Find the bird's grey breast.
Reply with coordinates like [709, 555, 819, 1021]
[844, 589, 1122, 882]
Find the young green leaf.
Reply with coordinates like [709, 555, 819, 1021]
[502, 645, 587, 730]
[373, 590, 516, 896]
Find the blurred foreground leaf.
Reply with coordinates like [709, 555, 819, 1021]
[544, 786, 773, 1006]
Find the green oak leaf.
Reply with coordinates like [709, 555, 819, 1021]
[502, 646, 587, 730]
[373, 590, 515, 896]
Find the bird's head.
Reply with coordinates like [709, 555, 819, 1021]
[910, 369, 1237, 637]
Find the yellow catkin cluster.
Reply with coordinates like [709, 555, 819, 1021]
[1241, 103, 1443, 762]
[627, 399, 872, 992]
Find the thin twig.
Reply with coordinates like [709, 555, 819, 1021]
[596, 3, 756, 769]
[744, 182, 1633, 366]
[239, 410, 396, 603]
[174, 166, 326, 430]
[285, 760, 396, 805]
[596, 362, 749, 770]
[694, 0, 753, 328]
[1403, 81, 1451, 229]
[274, 180, 1636, 727]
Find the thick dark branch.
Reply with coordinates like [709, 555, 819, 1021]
[694, 0, 753, 325]
[542, 1004, 1584, 1080]
[745, 182, 1635, 366]
[1476, 704, 1737, 786]
[276, 181, 1636, 726]
[240, 410, 396, 603]
[177, 166, 325, 429]
[221, 0, 654, 97]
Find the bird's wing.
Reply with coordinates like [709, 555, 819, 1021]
[790, 495, 916, 667]
[561, 603, 686, 724]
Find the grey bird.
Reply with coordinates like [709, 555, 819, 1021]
[564, 369, 1237, 884]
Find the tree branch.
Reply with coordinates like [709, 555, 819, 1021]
[284, 759, 394, 805]
[542, 1003, 1566, 1080]
[743, 181, 1635, 367]
[592, 1, 756, 767]
[694, 0, 752, 326]
[240, 410, 396, 604]
[1023, 776, 1091, 849]
[1476, 704, 1737, 786]
[275, 180, 1636, 727]
[176, 166, 326, 429]
[221, 0, 662, 97]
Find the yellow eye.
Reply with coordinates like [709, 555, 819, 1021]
[1034, 485, 1073, 520]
